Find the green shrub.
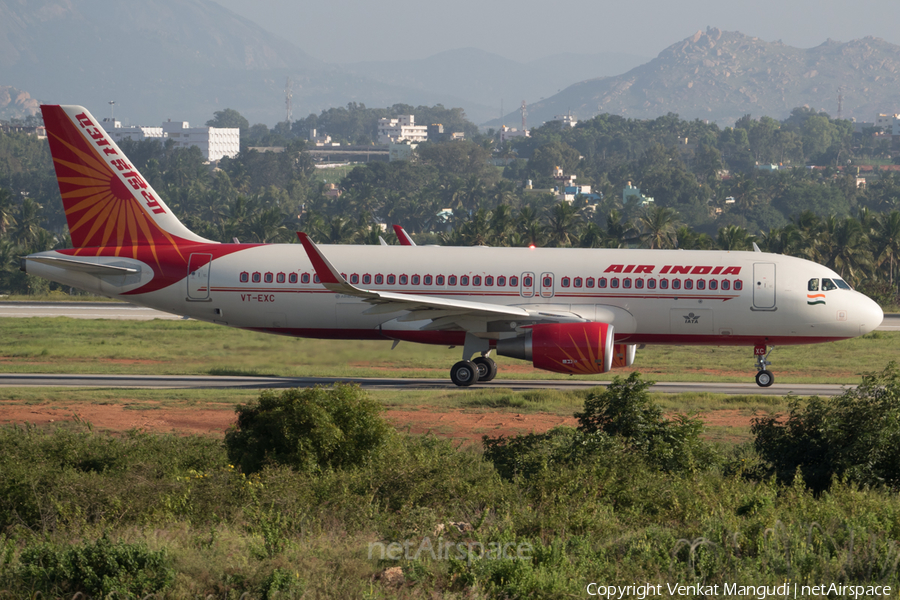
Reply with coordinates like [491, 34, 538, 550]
[752, 362, 900, 492]
[16, 534, 174, 598]
[483, 427, 620, 480]
[224, 384, 394, 474]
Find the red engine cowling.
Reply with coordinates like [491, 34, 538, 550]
[494, 322, 615, 375]
[611, 343, 637, 368]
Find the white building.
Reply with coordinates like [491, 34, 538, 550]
[389, 141, 418, 162]
[499, 125, 530, 143]
[100, 118, 239, 161]
[875, 113, 900, 131]
[553, 113, 578, 128]
[378, 115, 428, 145]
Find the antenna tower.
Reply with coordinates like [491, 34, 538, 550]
[837, 87, 843, 120]
[108, 100, 115, 119]
[285, 77, 293, 123]
[520, 100, 527, 131]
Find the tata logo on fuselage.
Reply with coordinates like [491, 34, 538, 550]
[603, 264, 742, 275]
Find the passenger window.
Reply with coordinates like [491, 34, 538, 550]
[672, 279, 681, 290]
[623, 278, 632, 289]
[276, 273, 285, 284]
[660, 279, 669, 290]
[574, 277, 583, 288]
[822, 279, 837, 291]
[411, 275, 420, 285]
[301, 273, 310, 284]
[709, 279, 717, 290]
[697, 279, 705, 290]
[436, 275, 445, 285]
[599, 277, 607, 288]
[387, 275, 396, 285]
[461, 275, 470, 285]
[561, 277, 571, 288]
[289, 273, 298, 284]
[252, 272, 261, 283]
[399, 275, 408, 285]
[375, 274, 384, 284]
[543, 276, 552, 287]
[523, 276, 532, 287]
[647, 279, 656, 289]
[721, 280, 730, 291]
[684, 279, 693, 290]
[586, 277, 595, 288]
[635, 279, 644, 289]
[473, 275, 481, 286]
[510, 276, 519, 286]
[449, 275, 458, 285]
[424, 275, 433, 285]
[611, 278, 620, 288]
[314, 275, 320, 283]
[240, 272, 249, 283]
[808, 278, 819, 292]
[363, 274, 372, 285]
[264, 273, 274, 283]
[485, 276, 493, 286]
[734, 280, 743, 291]
[497, 276, 505, 286]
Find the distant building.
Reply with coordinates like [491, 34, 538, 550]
[389, 141, 418, 162]
[499, 125, 529, 143]
[0, 122, 45, 138]
[378, 116, 427, 145]
[101, 118, 239, 161]
[309, 128, 339, 146]
[553, 166, 601, 204]
[623, 181, 654, 206]
[553, 112, 578, 128]
[875, 113, 900, 131]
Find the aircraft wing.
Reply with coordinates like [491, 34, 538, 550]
[297, 233, 582, 324]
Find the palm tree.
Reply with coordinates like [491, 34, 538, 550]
[545, 201, 582, 247]
[716, 225, 755, 251]
[0, 188, 16, 236]
[874, 211, 900, 287]
[637, 206, 680, 249]
[8, 197, 43, 248]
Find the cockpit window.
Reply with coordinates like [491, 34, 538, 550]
[834, 279, 851, 290]
[822, 278, 837, 291]
[808, 278, 819, 292]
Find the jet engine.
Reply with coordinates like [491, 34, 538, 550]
[495, 322, 615, 375]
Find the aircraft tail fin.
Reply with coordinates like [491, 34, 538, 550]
[40, 104, 212, 253]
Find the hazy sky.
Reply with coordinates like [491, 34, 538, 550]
[212, 0, 900, 64]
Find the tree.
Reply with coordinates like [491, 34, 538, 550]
[638, 205, 680, 249]
[206, 108, 249, 131]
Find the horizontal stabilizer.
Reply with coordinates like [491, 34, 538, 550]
[25, 255, 139, 276]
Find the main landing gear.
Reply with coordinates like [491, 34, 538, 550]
[450, 353, 497, 387]
[754, 344, 774, 387]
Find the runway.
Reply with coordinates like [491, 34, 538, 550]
[0, 373, 852, 396]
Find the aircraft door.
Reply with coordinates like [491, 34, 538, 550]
[752, 263, 776, 309]
[540, 272, 555, 298]
[520, 272, 535, 298]
[187, 253, 213, 301]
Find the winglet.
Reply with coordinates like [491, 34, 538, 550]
[393, 224, 416, 246]
[296, 232, 346, 287]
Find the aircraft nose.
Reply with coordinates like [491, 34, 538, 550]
[857, 293, 884, 336]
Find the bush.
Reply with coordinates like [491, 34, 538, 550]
[752, 362, 900, 492]
[15, 534, 174, 598]
[483, 373, 717, 480]
[575, 372, 718, 472]
[224, 384, 394, 474]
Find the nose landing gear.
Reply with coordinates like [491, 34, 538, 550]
[754, 344, 774, 387]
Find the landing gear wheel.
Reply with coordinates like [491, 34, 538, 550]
[472, 356, 498, 382]
[450, 360, 480, 387]
[755, 370, 774, 387]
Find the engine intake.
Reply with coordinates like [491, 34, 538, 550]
[496, 322, 615, 375]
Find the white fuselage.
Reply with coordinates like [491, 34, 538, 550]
[25, 244, 883, 348]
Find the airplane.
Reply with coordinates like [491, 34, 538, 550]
[22, 105, 884, 387]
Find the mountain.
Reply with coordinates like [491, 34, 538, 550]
[341, 48, 648, 124]
[0, 85, 39, 120]
[488, 28, 900, 127]
[0, 0, 472, 126]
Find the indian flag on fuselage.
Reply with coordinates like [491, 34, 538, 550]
[807, 293, 826, 306]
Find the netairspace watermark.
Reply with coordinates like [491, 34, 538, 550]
[585, 582, 893, 599]
[369, 537, 532, 564]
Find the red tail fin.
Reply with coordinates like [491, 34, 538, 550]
[41, 105, 210, 255]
